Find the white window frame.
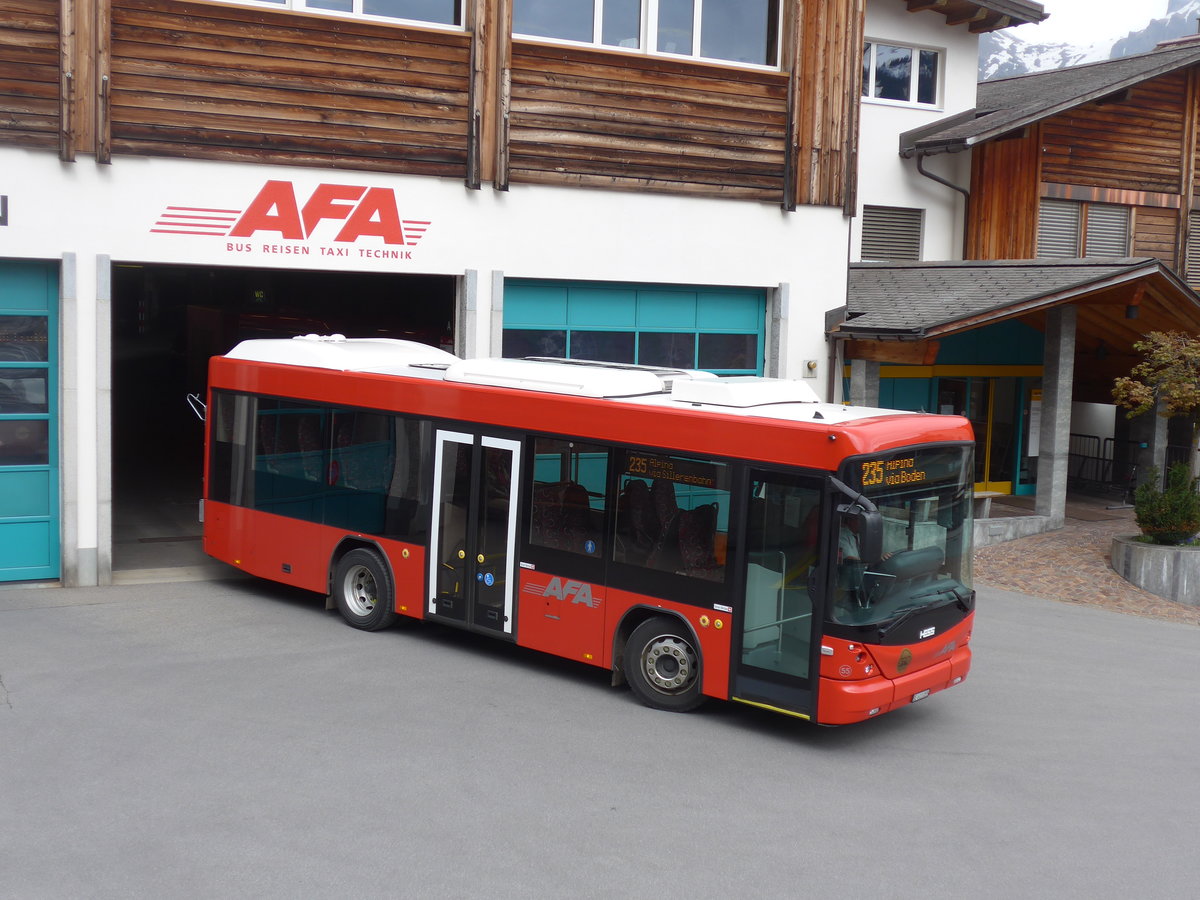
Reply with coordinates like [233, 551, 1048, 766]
[511, 0, 783, 71]
[861, 39, 943, 109]
[204, 0, 466, 32]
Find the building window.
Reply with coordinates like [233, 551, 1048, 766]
[216, 0, 464, 27]
[860, 205, 923, 261]
[513, 0, 781, 67]
[502, 281, 764, 375]
[1037, 199, 1131, 258]
[862, 41, 940, 106]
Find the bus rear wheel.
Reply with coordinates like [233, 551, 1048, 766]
[624, 616, 705, 712]
[333, 548, 397, 631]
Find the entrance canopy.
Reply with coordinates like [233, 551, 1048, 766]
[835, 258, 1200, 403]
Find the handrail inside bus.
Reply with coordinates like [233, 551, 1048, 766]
[186, 393, 206, 422]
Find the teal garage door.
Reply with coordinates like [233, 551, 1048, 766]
[503, 281, 765, 375]
[0, 261, 59, 582]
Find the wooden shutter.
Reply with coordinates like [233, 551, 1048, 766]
[861, 205, 922, 260]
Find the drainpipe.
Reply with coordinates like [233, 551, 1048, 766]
[915, 151, 971, 259]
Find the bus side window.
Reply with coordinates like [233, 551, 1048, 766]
[615, 452, 729, 582]
[528, 438, 607, 558]
[383, 417, 430, 543]
[208, 391, 255, 508]
[253, 400, 329, 524]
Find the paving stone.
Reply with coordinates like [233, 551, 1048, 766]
[975, 494, 1200, 627]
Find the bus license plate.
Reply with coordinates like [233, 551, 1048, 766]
[912, 689, 931, 703]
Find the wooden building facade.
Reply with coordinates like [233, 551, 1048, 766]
[1, 0, 870, 210]
[961, 48, 1200, 278]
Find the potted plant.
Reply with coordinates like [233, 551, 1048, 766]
[1132, 463, 1200, 545]
[1110, 334, 1200, 603]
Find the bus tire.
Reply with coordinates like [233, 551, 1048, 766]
[623, 616, 705, 713]
[333, 548, 397, 632]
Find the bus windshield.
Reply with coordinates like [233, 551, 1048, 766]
[830, 445, 973, 628]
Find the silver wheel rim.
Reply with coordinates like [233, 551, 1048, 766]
[640, 634, 697, 695]
[342, 564, 378, 617]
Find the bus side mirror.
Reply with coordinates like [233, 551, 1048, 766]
[830, 476, 883, 564]
[855, 509, 884, 564]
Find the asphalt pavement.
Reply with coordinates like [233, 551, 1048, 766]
[2, 576, 1198, 899]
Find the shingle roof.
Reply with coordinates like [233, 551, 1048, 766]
[839, 258, 1177, 336]
[900, 39, 1200, 157]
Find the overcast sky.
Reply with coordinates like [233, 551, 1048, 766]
[1013, 0, 1171, 45]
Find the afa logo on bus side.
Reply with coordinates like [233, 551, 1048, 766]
[150, 180, 432, 259]
[525, 577, 602, 610]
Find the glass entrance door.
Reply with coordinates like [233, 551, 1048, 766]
[428, 430, 521, 635]
[938, 376, 1018, 493]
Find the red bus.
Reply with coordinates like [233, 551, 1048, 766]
[203, 335, 976, 725]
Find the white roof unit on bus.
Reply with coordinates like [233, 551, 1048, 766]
[670, 376, 820, 407]
[442, 357, 716, 398]
[224, 334, 459, 372]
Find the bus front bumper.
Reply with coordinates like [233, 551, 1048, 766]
[817, 645, 971, 725]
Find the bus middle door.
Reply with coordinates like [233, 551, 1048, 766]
[428, 430, 521, 636]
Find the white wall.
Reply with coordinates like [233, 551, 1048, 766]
[853, 0, 981, 262]
[1071, 402, 1117, 444]
[1, 145, 850, 583]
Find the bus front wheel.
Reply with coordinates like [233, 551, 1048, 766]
[624, 616, 705, 712]
[333, 548, 397, 632]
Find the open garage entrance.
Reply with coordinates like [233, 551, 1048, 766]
[111, 263, 455, 574]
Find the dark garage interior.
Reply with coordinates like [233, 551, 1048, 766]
[110, 262, 456, 572]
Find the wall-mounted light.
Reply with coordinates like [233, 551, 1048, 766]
[1125, 304, 1139, 320]
[1095, 341, 1107, 360]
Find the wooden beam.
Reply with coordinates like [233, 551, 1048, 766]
[781, 0, 801, 210]
[95, 0, 110, 163]
[59, 0, 75, 161]
[970, 14, 1010, 34]
[1179, 68, 1199, 270]
[947, 9, 988, 27]
[493, 0, 511, 191]
[845, 339, 940, 365]
[465, 0, 485, 189]
[905, 0, 948, 11]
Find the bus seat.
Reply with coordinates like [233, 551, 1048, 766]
[617, 479, 657, 563]
[560, 481, 593, 553]
[678, 503, 721, 580]
[651, 478, 679, 532]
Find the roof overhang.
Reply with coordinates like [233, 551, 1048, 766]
[905, 0, 1047, 34]
[834, 258, 1200, 403]
[901, 44, 1200, 157]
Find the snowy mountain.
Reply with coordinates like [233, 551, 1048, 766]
[980, 0, 1200, 81]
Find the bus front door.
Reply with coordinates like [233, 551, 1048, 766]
[732, 471, 821, 718]
[428, 430, 521, 635]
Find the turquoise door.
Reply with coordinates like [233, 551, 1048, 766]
[0, 261, 59, 581]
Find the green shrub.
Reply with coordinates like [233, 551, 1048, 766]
[1134, 463, 1200, 545]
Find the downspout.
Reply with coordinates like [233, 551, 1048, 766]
[915, 150, 971, 259]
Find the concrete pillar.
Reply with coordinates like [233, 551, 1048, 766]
[766, 283, 788, 379]
[489, 271, 505, 359]
[1129, 400, 1169, 488]
[456, 270, 476, 359]
[848, 359, 880, 407]
[1035, 305, 1076, 525]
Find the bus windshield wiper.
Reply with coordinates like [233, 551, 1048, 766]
[877, 604, 925, 640]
